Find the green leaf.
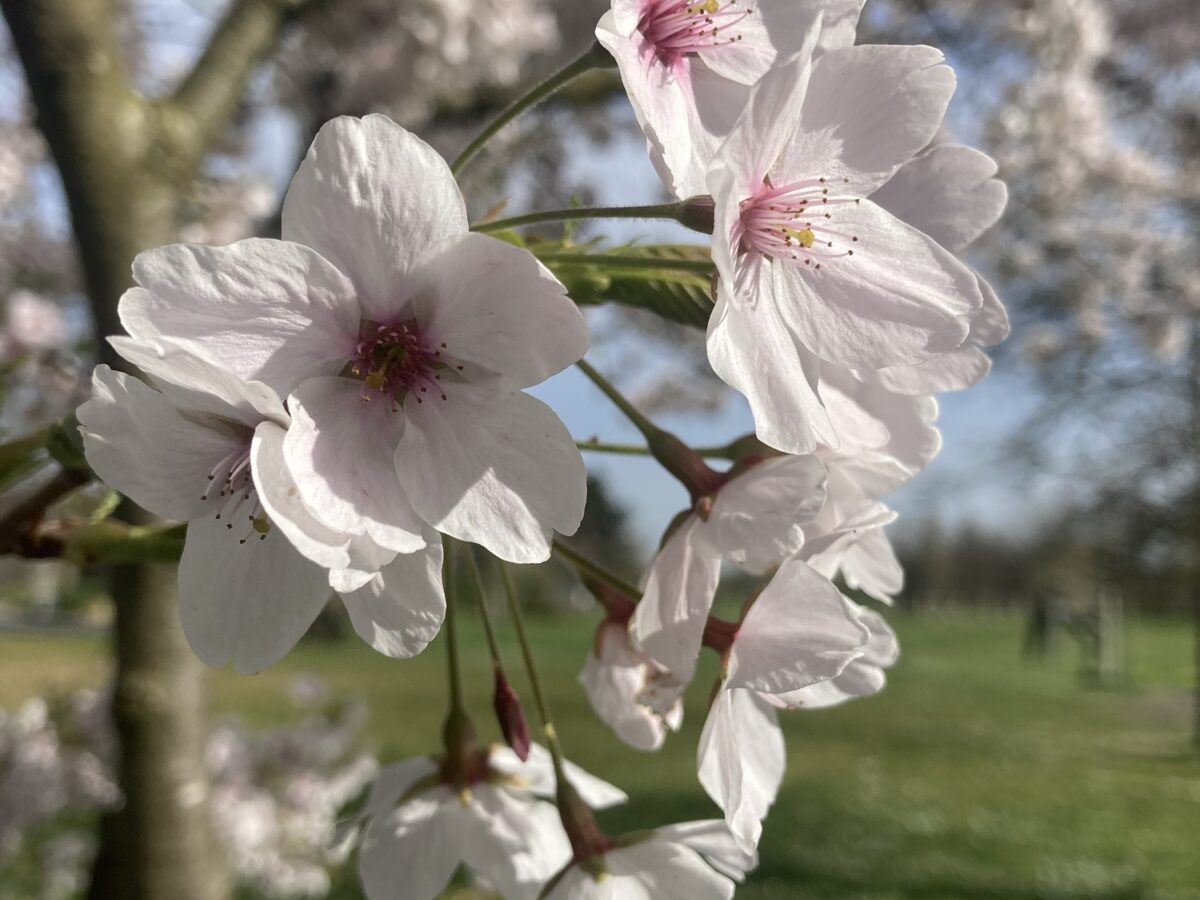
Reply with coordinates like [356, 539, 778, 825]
[540, 244, 715, 329]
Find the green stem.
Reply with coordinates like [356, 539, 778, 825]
[451, 41, 613, 177]
[536, 252, 713, 274]
[552, 538, 642, 601]
[473, 202, 686, 234]
[443, 536, 467, 716]
[498, 561, 566, 775]
[461, 541, 503, 668]
[576, 439, 737, 460]
[574, 359, 662, 442]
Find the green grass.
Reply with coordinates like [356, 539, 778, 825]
[2, 612, 1198, 899]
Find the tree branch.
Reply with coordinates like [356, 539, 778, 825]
[168, 0, 312, 167]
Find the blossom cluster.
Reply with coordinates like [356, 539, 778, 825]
[0, 681, 372, 899]
[75, 0, 1008, 897]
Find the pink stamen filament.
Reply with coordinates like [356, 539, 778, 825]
[739, 176, 861, 268]
[200, 444, 269, 544]
[639, 0, 752, 58]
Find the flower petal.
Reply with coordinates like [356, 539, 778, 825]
[395, 384, 585, 564]
[177, 516, 332, 674]
[698, 455, 827, 574]
[579, 622, 680, 752]
[77, 366, 235, 522]
[780, 44, 956, 193]
[490, 743, 628, 810]
[282, 115, 467, 322]
[871, 145, 1007, 253]
[629, 518, 721, 684]
[339, 541, 446, 658]
[251, 420, 361, 571]
[770, 199, 978, 369]
[108, 337, 287, 428]
[727, 557, 869, 692]
[706, 289, 836, 455]
[697, 689, 784, 852]
[283, 376, 426, 554]
[403, 233, 588, 387]
[124, 239, 359, 396]
[358, 788, 459, 900]
[653, 820, 757, 882]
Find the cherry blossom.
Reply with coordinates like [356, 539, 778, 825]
[77, 339, 444, 673]
[707, 30, 985, 453]
[630, 453, 828, 689]
[579, 619, 683, 752]
[356, 744, 625, 900]
[596, 0, 866, 198]
[119, 115, 589, 565]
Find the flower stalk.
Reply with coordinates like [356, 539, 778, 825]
[575, 359, 726, 502]
[473, 201, 691, 235]
[451, 41, 615, 176]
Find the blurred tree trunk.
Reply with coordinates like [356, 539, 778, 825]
[0, 0, 309, 895]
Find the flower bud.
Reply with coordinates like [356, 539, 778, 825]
[492, 667, 531, 762]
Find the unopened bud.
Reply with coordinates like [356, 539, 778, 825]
[678, 195, 715, 235]
[493, 667, 531, 762]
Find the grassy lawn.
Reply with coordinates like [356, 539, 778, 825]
[2, 612, 1198, 899]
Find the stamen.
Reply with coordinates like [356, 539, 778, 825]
[348, 320, 452, 408]
[638, 0, 752, 63]
[738, 176, 861, 270]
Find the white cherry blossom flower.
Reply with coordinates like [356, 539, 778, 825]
[119, 115, 589, 564]
[596, 0, 865, 198]
[357, 744, 625, 900]
[697, 542, 889, 851]
[542, 819, 755, 900]
[631, 453, 827, 687]
[77, 340, 444, 673]
[707, 32, 985, 454]
[580, 619, 683, 752]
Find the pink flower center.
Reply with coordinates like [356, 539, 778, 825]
[200, 441, 270, 544]
[738, 176, 861, 270]
[348, 321, 461, 407]
[638, 0, 752, 63]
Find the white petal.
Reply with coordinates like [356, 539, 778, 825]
[177, 516, 332, 674]
[251, 421, 359, 571]
[697, 689, 784, 852]
[579, 622, 679, 752]
[780, 44, 956, 193]
[779, 606, 898, 708]
[359, 787, 459, 900]
[404, 233, 588, 387]
[711, 31, 821, 189]
[972, 274, 1011, 347]
[698, 455, 827, 574]
[653, 820, 757, 882]
[866, 346, 991, 395]
[840, 525, 903, 604]
[491, 743, 628, 810]
[339, 542, 446, 658]
[77, 366, 235, 522]
[728, 557, 869, 692]
[606, 841, 736, 900]
[871, 145, 1007, 253]
[706, 289, 836, 455]
[282, 115, 467, 322]
[124, 239, 359, 396]
[108, 337, 287, 428]
[284, 376, 426, 553]
[770, 199, 978, 369]
[630, 519, 721, 684]
[460, 787, 572, 898]
[395, 384, 585, 564]
[363, 757, 440, 820]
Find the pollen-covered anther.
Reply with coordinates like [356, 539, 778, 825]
[638, 0, 753, 60]
[199, 442, 270, 544]
[739, 176, 861, 267]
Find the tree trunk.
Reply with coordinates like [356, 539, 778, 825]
[0, 0, 302, 896]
